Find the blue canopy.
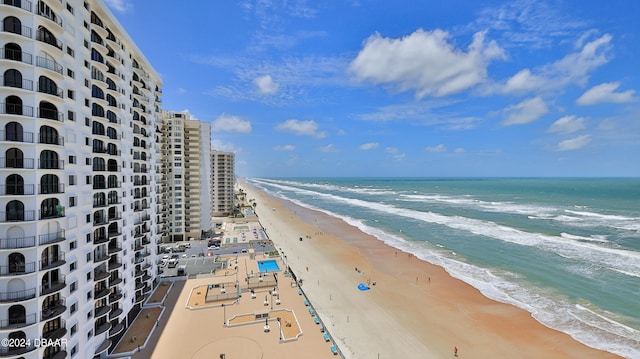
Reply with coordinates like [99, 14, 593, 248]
[357, 283, 370, 291]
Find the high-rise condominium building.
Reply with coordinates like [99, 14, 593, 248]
[160, 110, 212, 242]
[0, 1, 163, 358]
[211, 150, 235, 217]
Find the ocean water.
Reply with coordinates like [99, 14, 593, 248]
[247, 177, 640, 358]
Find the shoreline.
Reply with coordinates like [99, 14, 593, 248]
[242, 180, 620, 358]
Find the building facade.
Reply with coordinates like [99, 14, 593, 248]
[160, 110, 212, 242]
[211, 150, 235, 217]
[0, 1, 162, 358]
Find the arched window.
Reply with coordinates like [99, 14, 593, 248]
[108, 207, 118, 221]
[107, 143, 118, 155]
[92, 121, 104, 136]
[39, 125, 58, 145]
[92, 139, 104, 153]
[93, 175, 105, 189]
[39, 101, 59, 121]
[106, 94, 117, 107]
[39, 150, 59, 169]
[40, 198, 60, 219]
[92, 103, 104, 117]
[5, 122, 23, 142]
[3, 43, 22, 62]
[92, 157, 105, 171]
[107, 175, 118, 188]
[8, 252, 25, 273]
[106, 77, 116, 90]
[37, 26, 60, 49]
[8, 305, 26, 326]
[3, 16, 21, 34]
[40, 174, 59, 194]
[91, 85, 104, 99]
[106, 127, 117, 140]
[6, 147, 24, 168]
[108, 191, 118, 204]
[91, 30, 103, 44]
[38, 76, 58, 96]
[5, 95, 23, 115]
[7, 331, 26, 350]
[3, 69, 22, 88]
[93, 192, 105, 207]
[107, 159, 118, 171]
[91, 48, 103, 63]
[6, 174, 24, 195]
[106, 110, 117, 123]
[6, 200, 24, 221]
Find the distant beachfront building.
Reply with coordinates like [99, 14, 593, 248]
[211, 150, 235, 216]
[0, 0, 162, 357]
[160, 110, 212, 241]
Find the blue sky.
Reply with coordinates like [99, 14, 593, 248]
[106, 0, 640, 177]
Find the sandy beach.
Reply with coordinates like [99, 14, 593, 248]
[241, 180, 620, 359]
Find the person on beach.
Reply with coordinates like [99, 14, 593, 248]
[454, 346, 458, 357]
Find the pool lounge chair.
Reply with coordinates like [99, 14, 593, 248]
[323, 332, 330, 341]
[314, 316, 320, 324]
[298, 289, 303, 295]
[308, 307, 315, 315]
[331, 345, 338, 355]
[303, 299, 309, 306]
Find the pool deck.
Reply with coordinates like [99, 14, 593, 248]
[129, 240, 340, 359]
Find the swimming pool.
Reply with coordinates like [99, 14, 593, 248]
[257, 259, 280, 273]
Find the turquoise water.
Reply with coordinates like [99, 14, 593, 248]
[248, 178, 640, 358]
[257, 259, 280, 273]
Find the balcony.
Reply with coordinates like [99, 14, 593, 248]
[40, 253, 65, 270]
[109, 292, 122, 303]
[108, 261, 122, 271]
[93, 253, 109, 264]
[40, 276, 65, 296]
[39, 230, 65, 245]
[134, 293, 147, 304]
[0, 288, 36, 302]
[108, 277, 122, 287]
[94, 270, 109, 281]
[0, 312, 36, 330]
[109, 308, 123, 322]
[0, 342, 36, 357]
[0, 235, 36, 249]
[94, 287, 109, 300]
[93, 236, 108, 245]
[0, 261, 36, 276]
[94, 321, 111, 335]
[107, 245, 122, 255]
[42, 320, 67, 340]
[109, 322, 125, 337]
[94, 339, 111, 356]
[94, 305, 109, 319]
[41, 299, 66, 321]
[0, 184, 35, 195]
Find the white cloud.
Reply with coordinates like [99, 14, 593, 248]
[349, 29, 505, 98]
[548, 115, 586, 134]
[212, 114, 252, 133]
[276, 119, 326, 138]
[497, 34, 612, 95]
[177, 87, 187, 94]
[425, 144, 446, 152]
[502, 96, 549, 126]
[104, 0, 131, 12]
[359, 142, 379, 150]
[577, 82, 636, 105]
[254, 75, 279, 95]
[211, 139, 240, 153]
[503, 69, 547, 94]
[273, 145, 295, 151]
[454, 148, 465, 153]
[556, 134, 591, 151]
[318, 144, 338, 153]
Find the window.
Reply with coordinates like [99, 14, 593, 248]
[69, 155, 76, 164]
[66, 47, 74, 57]
[86, 272, 91, 280]
[67, 90, 74, 99]
[67, 110, 74, 121]
[67, 69, 74, 78]
[70, 303, 77, 314]
[69, 175, 76, 186]
[70, 281, 77, 293]
[66, 4, 74, 14]
[69, 197, 76, 207]
[70, 241, 76, 250]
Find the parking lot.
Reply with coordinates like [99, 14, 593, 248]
[159, 239, 278, 278]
